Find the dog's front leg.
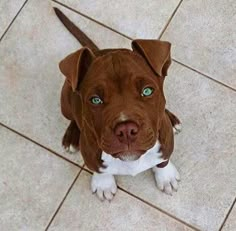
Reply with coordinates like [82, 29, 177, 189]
[91, 172, 117, 201]
[62, 120, 80, 152]
[152, 161, 180, 195]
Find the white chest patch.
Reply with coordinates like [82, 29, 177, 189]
[99, 141, 165, 176]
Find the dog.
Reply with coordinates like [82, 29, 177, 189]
[54, 8, 182, 201]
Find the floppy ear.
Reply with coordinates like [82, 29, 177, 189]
[59, 47, 95, 91]
[132, 39, 171, 77]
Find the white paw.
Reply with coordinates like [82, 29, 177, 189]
[152, 161, 180, 195]
[173, 123, 182, 134]
[65, 145, 77, 153]
[91, 173, 117, 201]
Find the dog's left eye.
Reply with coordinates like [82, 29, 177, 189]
[141, 87, 154, 97]
[90, 96, 103, 105]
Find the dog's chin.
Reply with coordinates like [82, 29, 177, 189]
[112, 150, 146, 161]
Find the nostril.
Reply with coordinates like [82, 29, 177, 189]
[115, 127, 124, 138]
[130, 128, 137, 136]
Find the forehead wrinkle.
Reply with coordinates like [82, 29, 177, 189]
[111, 53, 121, 77]
[111, 53, 124, 94]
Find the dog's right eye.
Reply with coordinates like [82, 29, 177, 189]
[90, 96, 103, 105]
[141, 87, 154, 97]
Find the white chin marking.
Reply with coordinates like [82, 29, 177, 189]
[152, 161, 180, 195]
[100, 141, 165, 176]
[91, 173, 117, 201]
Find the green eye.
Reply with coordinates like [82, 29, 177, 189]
[90, 96, 103, 105]
[141, 87, 154, 97]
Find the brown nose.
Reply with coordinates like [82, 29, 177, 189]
[114, 122, 139, 144]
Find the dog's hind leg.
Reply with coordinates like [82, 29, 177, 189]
[62, 120, 80, 153]
[165, 109, 182, 134]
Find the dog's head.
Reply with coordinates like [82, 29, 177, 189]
[59, 40, 171, 161]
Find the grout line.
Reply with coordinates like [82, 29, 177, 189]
[118, 187, 201, 231]
[0, 0, 29, 42]
[173, 59, 236, 92]
[0, 122, 83, 168]
[81, 167, 92, 174]
[51, 0, 133, 40]
[45, 167, 83, 230]
[158, 0, 184, 40]
[80, 168, 200, 230]
[219, 197, 236, 231]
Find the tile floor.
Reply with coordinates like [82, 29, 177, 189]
[0, 0, 235, 230]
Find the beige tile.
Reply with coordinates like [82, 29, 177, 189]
[162, 0, 236, 89]
[0, 125, 79, 231]
[116, 62, 236, 231]
[222, 204, 236, 231]
[52, 3, 131, 49]
[57, 0, 180, 39]
[48, 171, 193, 231]
[0, 0, 25, 38]
[0, 0, 130, 164]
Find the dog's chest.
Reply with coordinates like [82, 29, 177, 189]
[100, 142, 165, 176]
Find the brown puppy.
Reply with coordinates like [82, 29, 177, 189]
[55, 8, 181, 200]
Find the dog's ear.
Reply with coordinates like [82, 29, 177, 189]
[59, 47, 95, 91]
[132, 39, 171, 77]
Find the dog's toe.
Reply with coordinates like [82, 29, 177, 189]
[67, 145, 77, 153]
[173, 123, 182, 134]
[171, 178, 178, 191]
[104, 190, 114, 201]
[63, 144, 78, 154]
[96, 188, 105, 201]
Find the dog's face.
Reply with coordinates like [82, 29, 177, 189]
[59, 40, 171, 160]
[80, 51, 166, 160]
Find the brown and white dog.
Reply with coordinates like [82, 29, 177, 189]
[55, 8, 182, 201]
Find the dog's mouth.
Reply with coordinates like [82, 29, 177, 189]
[112, 150, 146, 161]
